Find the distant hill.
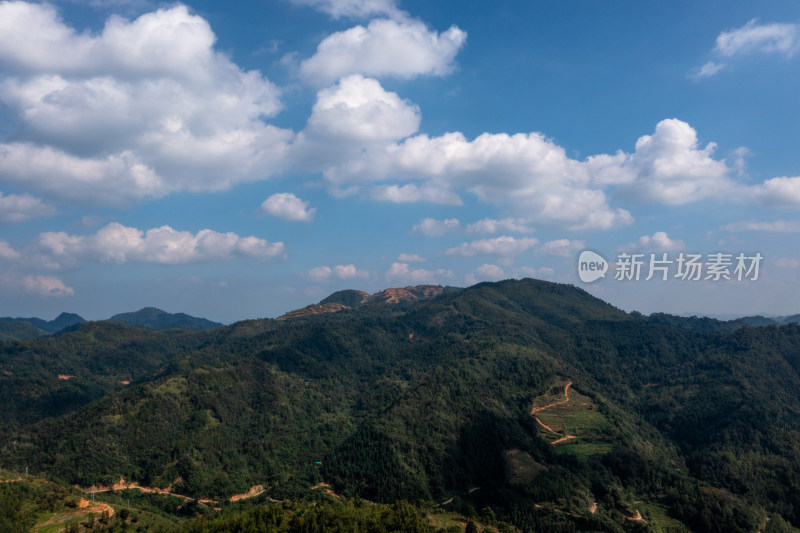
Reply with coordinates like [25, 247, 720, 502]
[649, 312, 800, 332]
[780, 314, 800, 324]
[320, 289, 369, 307]
[280, 284, 455, 320]
[0, 312, 85, 338]
[108, 307, 223, 330]
[0, 321, 49, 341]
[736, 315, 780, 327]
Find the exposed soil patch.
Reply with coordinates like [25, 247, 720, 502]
[229, 485, 264, 502]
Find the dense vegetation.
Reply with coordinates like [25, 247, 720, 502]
[1, 279, 799, 532]
[108, 308, 223, 330]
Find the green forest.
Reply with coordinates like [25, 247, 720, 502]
[1, 279, 799, 532]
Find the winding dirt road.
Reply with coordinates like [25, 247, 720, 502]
[531, 381, 577, 446]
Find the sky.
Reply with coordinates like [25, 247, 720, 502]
[1, 0, 800, 323]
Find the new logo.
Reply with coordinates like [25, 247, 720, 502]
[578, 250, 608, 283]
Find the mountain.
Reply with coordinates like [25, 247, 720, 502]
[279, 284, 457, 320]
[1, 279, 799, 533]
[320, 289, 370, 307]
[736, 315, 780, 327]
[0, 321, 49, 341]
[109, 307, 223, 330]
[780, 314, 800, 325]
[0, 312, 85, 337]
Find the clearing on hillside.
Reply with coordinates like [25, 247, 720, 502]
[530, 380, 615, 458]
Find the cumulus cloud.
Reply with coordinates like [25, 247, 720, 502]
[20, 275, 74, 297]
[333, 264, 369, 278]
[476, 263, 505, 279]
[412, 217, 459, 236]
[307, 75, 420, 142]
[289, 0, 401, 19]
[370, 183, 461, 205]
[752, 176, 800, 206]
[0, 239, 19, 260]
[259, 193, 316, 222]
[397, 253, 425, 262]
[445, 236, 539, 256]
[34, 222, 284, 268]
[466, 218, 534, 234]
[724, 220, 800, 232]
[299, 17, 466, 85]
[592, 119, 737, 205]
[512, 266, 555, 279]
[386, 261, 452, 283]
[0, 191, 56, 222]
[623, 231, 685, 252]
[309, 263, 369, 281]
[314, 115, 787, 227]
[537, 239, 585, 257]
[0, 3, 291, 205]
[308, 265, 333, 281]
[324, 129, 632, 230]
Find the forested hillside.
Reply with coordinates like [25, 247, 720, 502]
[1, 279, 798, 532]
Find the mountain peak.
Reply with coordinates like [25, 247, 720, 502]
[109, 308, 221, 330]
[279, 285, 450, 321]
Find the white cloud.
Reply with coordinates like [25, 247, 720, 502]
[288, 0, 401, 19]
[724, 220, 800, 232]
[325, 130, 632, 230]
[308, 265, 332, 281]
[0, 3, 291, 205]
[21, 275, 74, 297]
[309, 263, 369, 281]
[34, 222, 284, 267]
[259, 193, 316, 222]
[476, 263, 505, 279]
[299, 17, 466, 85]
[537, 239, 585, 257]
[693, 19, 799, 78]
[307, 75, 420, 142]
[0, 191, 56, 222]
[752, 176, 800, 206]
[0, 240, 19, 260]
[715, 19, 799, 57]
[466, 218, 534, 234]
[412, 217, 460, 236]
[370, 183, 461, 205]
[624, 231, 685, 252]
[397, 253, 425, 262]
[514, 266, 538, 278]
[691, 61, 725, 79]
[512, 266, 555, 279]
[386, 261, 452, 283]
[445, 236, 539, 257]
[333, 263, 369, 279]
[594, 119, 737, 205]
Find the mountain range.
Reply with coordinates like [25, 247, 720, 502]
[1, 279, 799, 532]
[0, 307, 223, 341]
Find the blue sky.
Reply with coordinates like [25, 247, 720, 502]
[1, 0, 799, 323]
